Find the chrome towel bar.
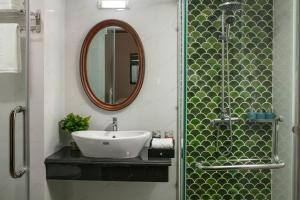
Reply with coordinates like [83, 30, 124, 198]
[0, 9, 41, 33]
[196, 161, 285, 171]
[198, 116, 285, 171]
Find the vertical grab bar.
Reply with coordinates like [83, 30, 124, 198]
[272, 116, 284, 163]
[9, 106, 27, 178]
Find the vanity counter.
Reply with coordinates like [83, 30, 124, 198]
[45, 147, 171, 182]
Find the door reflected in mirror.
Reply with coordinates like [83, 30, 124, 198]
[80, 20, 145, 111]
[87, 26, 139, 104]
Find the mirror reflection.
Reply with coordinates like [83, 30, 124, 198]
[86, 26, 140, 104]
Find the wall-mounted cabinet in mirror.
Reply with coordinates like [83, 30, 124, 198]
[80, 20, 145, 111]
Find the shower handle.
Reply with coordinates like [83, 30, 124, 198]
[9, 106, 27, 178]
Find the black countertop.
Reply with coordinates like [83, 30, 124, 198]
[45, 147, 171, 166]
[45, 147, 172, 182]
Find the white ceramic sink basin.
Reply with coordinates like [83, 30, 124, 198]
[72, 131, 152, 158]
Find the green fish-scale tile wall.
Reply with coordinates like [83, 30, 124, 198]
[186, 0, 273, 199]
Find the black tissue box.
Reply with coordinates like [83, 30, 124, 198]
[148, 148, 175, 158]
[148, 138, 175, 158]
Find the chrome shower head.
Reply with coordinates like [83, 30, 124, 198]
[219, 2, 243, 11]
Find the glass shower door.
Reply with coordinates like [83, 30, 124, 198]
[183, 0, 299, 199]
[0, 3, 29, 200]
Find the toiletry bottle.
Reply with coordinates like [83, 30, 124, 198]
[265, 106, 275, 119]
[152, 130, 161, 138]
[247, 107, 256, 120]
[256, 108, 265, 120]
[165, 130, 174, 139]
[165, 130, 175, 148]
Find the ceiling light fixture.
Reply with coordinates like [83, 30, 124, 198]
[98, 0, 129, 9]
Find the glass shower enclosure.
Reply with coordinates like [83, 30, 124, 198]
[183, 0, 299, 199]
[0, 1, 29, 200]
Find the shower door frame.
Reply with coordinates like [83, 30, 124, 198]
[0, 0, 30, 198]
[178, 0, 187, 200]
[296, 0, 300, 198]
[13, 0, 30, 198]
[25, 0, 30, 198]
[18, 0, 30, 198]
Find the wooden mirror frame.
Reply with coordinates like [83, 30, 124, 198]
[80, 19, 145, 111]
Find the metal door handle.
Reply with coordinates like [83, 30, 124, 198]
[293, 126, 299, 135]
[9, 106, 27, 178]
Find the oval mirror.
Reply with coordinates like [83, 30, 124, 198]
[80, 20, 145, 111]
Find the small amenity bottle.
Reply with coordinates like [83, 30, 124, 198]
[247, 108, 256, 120]
[265, 106, 275, 119]
[256, 109, 266, 120]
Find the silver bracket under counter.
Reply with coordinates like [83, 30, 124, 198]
[29, 10, 41, 33]
[23, 10, 41, 33]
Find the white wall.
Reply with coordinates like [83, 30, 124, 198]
[272, 0, 297, 199]
[43, 0, 67, 200]
[29, 0, 45, 199]
[29, 0, 67, 199]
[62, 0, 178, 199]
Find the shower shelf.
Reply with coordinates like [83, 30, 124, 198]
[246, 119, 275, 123]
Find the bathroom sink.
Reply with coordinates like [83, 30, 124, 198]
[72, 131, 152, 158]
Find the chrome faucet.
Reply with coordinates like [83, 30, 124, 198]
[112, 117, 118, 131]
